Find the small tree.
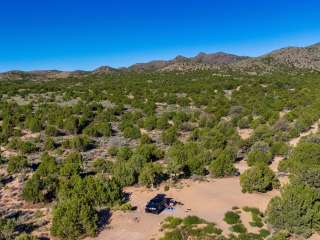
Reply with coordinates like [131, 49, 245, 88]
[93, 158, 113, 174]
[51, 197, 98, 240]
[157, 115, 170, 129]
[161, 127, 178, 145]
[123, 126, 141, 139]
[63, 116, 79, 134]
[140, 133, 153, 144]
[143, 115, 157, 130]
[25, 115, 42, 133]
[266, 184, 320, 237]
[22, 153, 58, 203]
[83, 122, 112, 137]
[45, 125, 59, 136]
[0, 217, 16, 240]
[291, 166, 320, 189]
[60, 152, 83, 178]
[240, 164, 279, 193]
[15, 233, 37, 240]
[209, 150, 236, 177]
[22, 174, 44, 203]
[247, 141, 273, 166]
[7, 155, 28, 174]
[44, 137, 56, 150]
[139, 162, 163, 188]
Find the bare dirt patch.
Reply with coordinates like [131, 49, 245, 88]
[87, 178, 279, 240]
[237, 128, 254, 140]
[289, 120, 320, 146]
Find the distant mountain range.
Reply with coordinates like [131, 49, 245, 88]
[1, 42, 320, 80]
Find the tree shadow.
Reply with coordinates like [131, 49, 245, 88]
[0, 175, 13, 186]
[122, 191, 132, 202]
[97, 208, 112, 232]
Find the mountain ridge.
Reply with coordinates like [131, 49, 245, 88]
[1, 42, 320, 80]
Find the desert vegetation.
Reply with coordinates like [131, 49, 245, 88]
[1, 67, 320, 239]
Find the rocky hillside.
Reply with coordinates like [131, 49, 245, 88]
[232, 43, 320, 72]
[129, 52, 248, 72]
[1, 42, 319, 80]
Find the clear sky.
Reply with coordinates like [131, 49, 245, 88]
[1, 0, 320, 72]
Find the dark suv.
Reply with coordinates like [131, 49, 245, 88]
[145, 194, 167, 214]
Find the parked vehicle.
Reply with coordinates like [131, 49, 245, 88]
[145, 194, 167, 214]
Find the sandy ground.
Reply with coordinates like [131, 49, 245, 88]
[289, 120, 320, 146]
[270, 156, 283, 172]
[310, 233, 320, 240]
[0, 176, 51, 239]
[234, 160, 249, 174]
[20, 130, 40, 141]
[88, 116, 320, 240]
[237, 128, 254, 140]
[0, 146, 17, 158]
[86, 178, 279, 240]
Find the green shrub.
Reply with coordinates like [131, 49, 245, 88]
[108, 146, 118, 156]
[240, 164, 280, 193]
[138, 162, 164, 187]
[143, 115, 157, 130]
[266, 183, 320, 237]
[123, 126, 141, 139]
[112, 161, 137, 187]
[224, 211, 241, 225]
[259, 229, 270, 238]
[16, 233, 38, 240]
[22, 174, 44, 203]
[161, 127, 178, 145]
[7, 155, 28, 174]
[51, 197, 98, 240]
[0, 217, 16, 240]
[23, 153, 58, 203]
[247, 149, 273, 166]
[63, 135, 91, 151]
[114, 202, 135, 212]
[183, 215, 206, 226]
[117, 146, 133, 161]
[161, 216, 183, 229]
[209, 151, 237, 178]
[44, 137, 56, 150]
[140, 133, 153, 144]
[93, 158, 113, 174]
[230, 223, 247, 233]
[45, 125, 59, 136]
[157, 115, 170, 129]
[269, 231, 288, 240]
[20, 141, 38, 154]
[60, 152, 83, 177]
[83, 122, 112, 137]
[25, 116, 42, 133]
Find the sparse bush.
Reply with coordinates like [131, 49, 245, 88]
[51, 196, 98, 240]
[230, 223, 247, 233]
[45, 125, 59, 136]
[108, 146, 118, 156]
[123, 126, 141, 139]
[161, 127, 178, 145]
[247, 142, 273, 166]
[240, 164, 279, 193]
[15, 233, 38, 240]
[138, 162, 164, 187]
[7, 155, 28, 174]
[224, 211, 241, 225]
[93, 158, 113, 174]
[267, 183, 320, 237]
[209, 149, 236, 177]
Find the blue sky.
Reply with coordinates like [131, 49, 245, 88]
[0, 0, 320, 71]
